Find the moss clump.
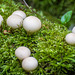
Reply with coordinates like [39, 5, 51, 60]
[0, 0, 75, 75]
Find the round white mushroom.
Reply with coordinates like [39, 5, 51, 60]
[22, 57, 38, 71]
[72, 26, 75, 33]
[0, 15, 3, 26]
[65, 33, 75, 45]
[12, 10, 26, 19]
[7, 15, 23, 29]
[23, 16, 41, 33]
[15, 46, 31, 60]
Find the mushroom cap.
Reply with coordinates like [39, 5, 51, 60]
[23, 16, 41, 33]
[0, 15, 3, 26]
[65, 33, 75, 45]
[12, 10, 26, 19]
[7, 15, 23, 29]
[22, 57, 38, 71]
[15, 46, 31, 60]
[72, 26, 75, 33]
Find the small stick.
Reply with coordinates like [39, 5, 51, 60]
[23, 0, 30, 8]
[22, 0, 37, 13]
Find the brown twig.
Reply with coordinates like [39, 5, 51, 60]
[23, 0, 30, 8]
[22, 0, 37, 13]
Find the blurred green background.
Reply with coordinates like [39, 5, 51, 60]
[14, 0, 75, 28]
[26, 0, 75, 23]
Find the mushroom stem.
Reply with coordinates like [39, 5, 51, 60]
[0, 25, 2, 32]
[27, 72, 30, 75]
[27, 32, 33, 36]
[10, 28, 13, 34]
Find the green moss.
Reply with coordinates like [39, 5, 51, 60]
[0, 0, 75, 75]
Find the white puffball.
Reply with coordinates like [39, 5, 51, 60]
[72, 26, 75, 33]
[23, 16, 41, 33]
[0, 15, 3, 26]
[22, 57, 38, 71]
[7, 15, 23, 29]
[12, 10, 26, 19]
[15, 46, 31, 60]
[65, 33, 75, 45]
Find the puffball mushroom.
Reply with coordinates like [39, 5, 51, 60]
[72, 26, 75, 33]
[0, 15, 3, 26]
[15, 46, 31, 60]
[12, 10, 26, 19]
[22, 57, 38, 71]
[65, 33, 75, 45]
[23, 16, 41, 33]
[7, 15, 23, 29]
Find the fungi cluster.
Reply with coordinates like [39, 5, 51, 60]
[0, 10, 40, 71]
[0, 10, 74, 72]
[65, 26, 75, 45]
[6, 10, 41, 33]
[15, 46, 38, 71]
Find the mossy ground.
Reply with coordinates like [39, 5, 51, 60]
[0, 0, 75, 75]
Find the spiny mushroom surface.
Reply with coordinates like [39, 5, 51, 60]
[72, 26, 75, 33]
[0, 15, 3, 26]
[22, 57, 38, 71]
[23, 16, 41, 33]
[7, 15, 23, 29]
[12, 10, 26, 19]
[65, 33, 75, 45]
[15, 46, 31, 60]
